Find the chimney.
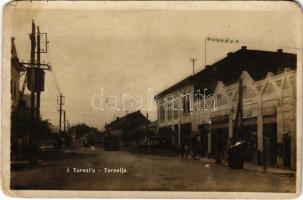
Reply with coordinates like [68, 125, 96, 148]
[241, 46, 247, 50]
[277, 49, 283, 53]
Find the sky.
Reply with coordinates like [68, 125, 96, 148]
[7, 1, 301, 130]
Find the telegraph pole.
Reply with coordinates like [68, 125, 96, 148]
[235, 77, 244, 140]
[66, 120, 70, 133]
[190, 58, 197, 158]
[57, 94, 65, 133]
[21, 20, 50, 165]
[63, 110, 66, 132]
[29, 20, 37, 165]
[36, 26, 41, 120]
[229, 77, 244, 169]
[30, 20, 36, 132]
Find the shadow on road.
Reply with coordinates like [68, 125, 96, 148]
[11, 150, 99, 172]
[11, 162, 55, 172]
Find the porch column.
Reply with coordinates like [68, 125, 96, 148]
[257, 110, 263, 154]
[276, 104, 284, 167]
[229, 113, 233, 139]
[208, 128, 212, 154]
[178, 123, 181, 146]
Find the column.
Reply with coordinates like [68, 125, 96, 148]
[257, 110, 263, 157]
[208, 128, 212, 154]
[229, 112, 233, 139]
[276, 103, 284, 167]
[178, 123, 181, 146]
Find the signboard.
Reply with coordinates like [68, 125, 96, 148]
[35, 33, 48, 53]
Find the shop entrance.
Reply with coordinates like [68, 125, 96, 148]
[198, 124, 208, 157]
[263, 123, 277, 166]
[211, 128, 228, 163]
[180, 123, 191, 156]
[242, 124, 258, 162]
[158, 126, 173, 150]
[283, 133, 291, 167]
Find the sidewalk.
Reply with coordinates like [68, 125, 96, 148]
[130, 149, 296, 175]
[243, 162, 296, 175]
[196, 157, 295, 175]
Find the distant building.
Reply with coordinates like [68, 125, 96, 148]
[79, 129, 101, 147]
[155, 47, 297, 169]
[135, 120, 158, 147]
[11, 37, 25, 110]
[105, 110, 149, 149]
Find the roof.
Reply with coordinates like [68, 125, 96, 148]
[136, 120, 158, 130]
[105, 110, 149, 129]
[194, 47, 296, 93]
[155, 76, 193, 98]
[155, 46, 297, 97]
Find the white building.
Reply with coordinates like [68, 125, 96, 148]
[155, 47, 297, 169]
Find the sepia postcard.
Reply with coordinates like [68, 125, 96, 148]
[1, 0, 302, 199]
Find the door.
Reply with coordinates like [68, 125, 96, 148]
[263, 123, 277, 166]
[283, 134, 291, 167]
[180, 123, 191, 156]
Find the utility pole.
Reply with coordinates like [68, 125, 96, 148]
[29, 20, 37, 165]
[190, 58, 197, 158]
[36, 26, 41, 121]
[30, 20, 36, 133]
[57, 94, 65, 133]
[235, 78, 244, 140]
[63, 110, 66, 132]
[229, 77, 244, 169]
[21, 20, 50, 165]
[66, 120, 70, 133]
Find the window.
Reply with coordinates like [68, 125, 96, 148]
[182, 95, 191, 114]
[160, 106, 165, 120]
[242, 86, 256, 99]
[216, 93, 228, 106]
[167, 102, 172, 119]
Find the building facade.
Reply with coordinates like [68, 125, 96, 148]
[11, 37, 25, 110]
[104, 110, 150, 149]
[155, 47, 297, 169]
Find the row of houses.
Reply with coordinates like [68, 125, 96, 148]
[102, 46, 296, 170]
[104, 111, 158, 150]
[154, 46, 297, 170]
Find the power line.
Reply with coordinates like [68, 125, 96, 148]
[205, 36, 301, 51]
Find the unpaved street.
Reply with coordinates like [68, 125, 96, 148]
[11, 148, 295, 192]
